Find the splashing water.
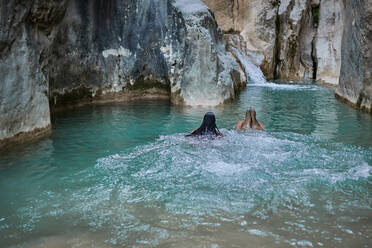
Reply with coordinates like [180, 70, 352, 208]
[229, 46, 267, 85]
[233, 48, 315, 91]
[0, 84, 371, 247]
[225, 33, 267, 85]
[227, 34, 315, 92]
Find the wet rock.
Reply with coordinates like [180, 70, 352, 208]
[0, 0, 245, 142]
[336, 0, 372, 113]
[0, 0, 66, 141]
[224, 34, 264, 84]
[202, 0, 278, 79]
[315, 0, 344, 85]
[202, 0, 344, 83]
[173, 0, 245, 105]
[271, 0, 317, 81]
[46, 0, 244, 107]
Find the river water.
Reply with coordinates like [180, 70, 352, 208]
[0, 82, 371, 247]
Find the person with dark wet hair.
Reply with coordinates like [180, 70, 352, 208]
[187, 112, 222, 136]
[236, 107, 265, 131]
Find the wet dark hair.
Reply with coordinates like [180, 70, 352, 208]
[187, 112, 221, 136]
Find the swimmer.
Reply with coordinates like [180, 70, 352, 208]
[187, 112, 222, 136]
[236, 108, 265, 131]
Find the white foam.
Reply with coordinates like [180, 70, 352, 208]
[229, 46, 266, 85]
[247, 82, 316, 90]
[173, 0, 209, 14]
[348, 163, 371, 179]
[229, 44, 317, 91]
[297, 240, 313, 247]
[247, 229, 268, 237]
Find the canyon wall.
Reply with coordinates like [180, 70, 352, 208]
[1, 0, 371, 144]
[0, 0, 245, 143]
[46, 0, 244, 107]
[202, 0, 344, 84]
[203, 0, 371, 112]
[0, 0, 57, 142]
[335, 0, 372, 113]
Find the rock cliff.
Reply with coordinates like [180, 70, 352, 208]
[202, 0, 344, 84]
[202, 0, 371, 113]
[335, 0, 372, 113]
[0, 0, 55, 143]
[1, 0, 371, 144]
[0, 0, 245, 143]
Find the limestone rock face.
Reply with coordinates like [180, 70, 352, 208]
[203, 0, 372, 112]
[0, 0, 245, 142]
[46, 0, 179, 107]
[272, 0, 317, 80]
[0, 0, 67, 141]
[202, 0, 344, 84]
[315, 0, 344, 85]
[336, 0, 372, 113]
[171, 0, 245, 105]
[46, 0, 244, 107]
[202, 0, 277, 79]
[224, 34, 264, 84]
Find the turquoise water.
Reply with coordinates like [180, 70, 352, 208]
[0, 83, 372, 247]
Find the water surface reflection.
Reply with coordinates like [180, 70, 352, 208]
[0, 83, 371, 247]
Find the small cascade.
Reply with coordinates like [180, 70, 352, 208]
[225, 34, 267, 85]
[225, 34, 312, 90]
[234, 48, 267, 85]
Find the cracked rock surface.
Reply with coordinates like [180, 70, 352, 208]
[202, 0, 371, 113]
[0, 0, 245, 142]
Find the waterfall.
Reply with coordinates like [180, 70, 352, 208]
[233, 48, 267, 85]
[225, 34, 267, 85]
[226, 34, 313, 90]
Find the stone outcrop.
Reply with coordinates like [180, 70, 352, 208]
[315, 0, 344, 85]
[0, 0, 57, 143]
[224, 34, 266, 84]
[202, 0, 277, 78]
[171, 0, 245, 105]
[46, 0, 244, 107]
[0, 0, 245, 143]
[272, 0, 317, 81]
[335, 0, 372, 113]
[202, 0, 344, 84]
[203, 0, 372, 113]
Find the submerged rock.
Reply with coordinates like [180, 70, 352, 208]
[0, 0, 245, 143]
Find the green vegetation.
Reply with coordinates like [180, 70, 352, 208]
[50, 85, 93, 107]
[126, 76, 170, 91]
[271, 0, 281, 7]
[312, 5, 320, 27]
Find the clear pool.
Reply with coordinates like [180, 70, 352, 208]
[1, 83, 371, 247]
